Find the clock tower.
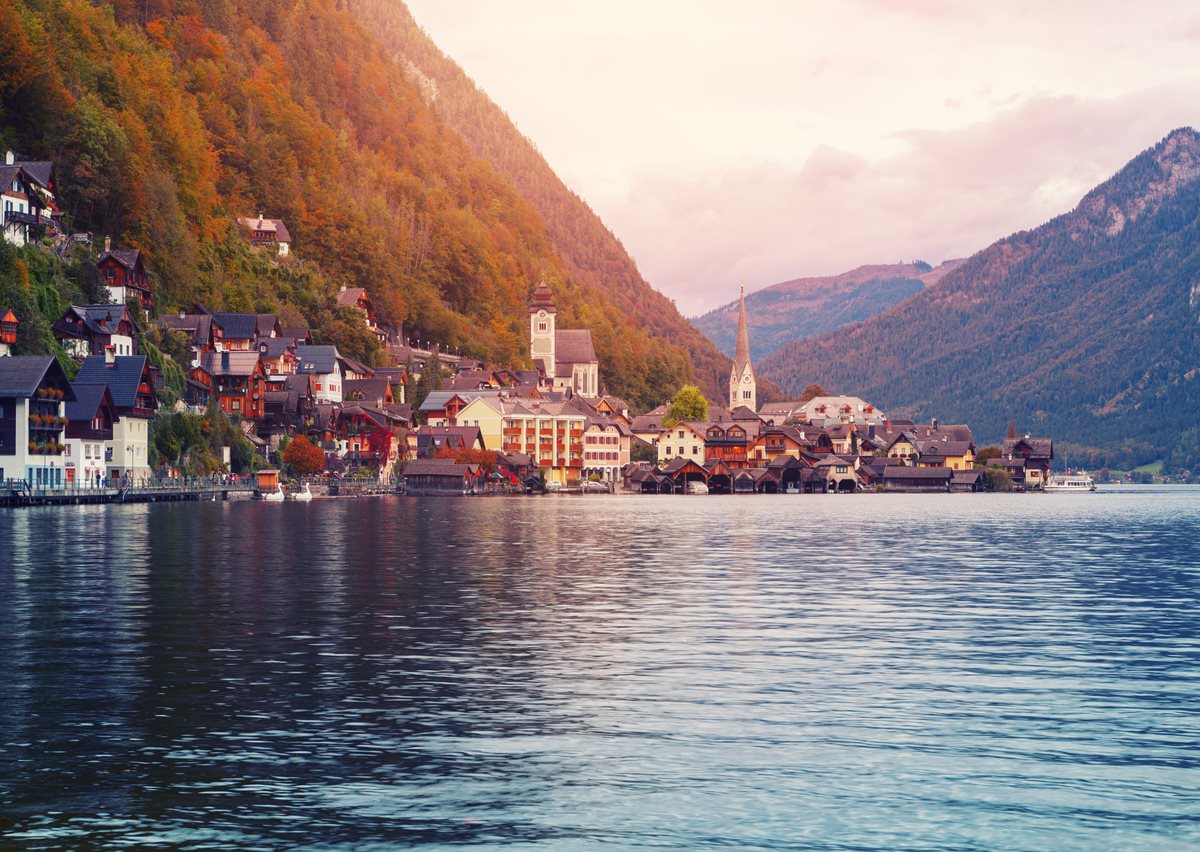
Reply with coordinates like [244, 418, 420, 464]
[530, 280, 557, 379]
[729, 281, 756, 411]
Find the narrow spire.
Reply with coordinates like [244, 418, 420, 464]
[734, 279, 751, 372]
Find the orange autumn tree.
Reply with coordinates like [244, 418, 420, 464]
[283, 435, 324, 475]
[434, 447, 498, 475]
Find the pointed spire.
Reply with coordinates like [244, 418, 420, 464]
[734, 279, 751, 373]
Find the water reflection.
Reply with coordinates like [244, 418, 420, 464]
[1, 489, 1199, 848]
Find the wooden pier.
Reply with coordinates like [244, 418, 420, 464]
[0, 480, 256, 507]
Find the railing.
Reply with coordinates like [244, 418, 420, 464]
[4, 210, 41, 227]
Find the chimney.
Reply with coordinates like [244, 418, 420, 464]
[932, 417, 938, 429]
[104, 235, 111, 253]
[868, 424, 876, 439]
[885, 419, 892, 432]
[4, 151, 13, 166]
[104, 344, 115, 366]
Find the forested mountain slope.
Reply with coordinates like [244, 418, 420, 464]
[0, 0, 713, 408]
[759, 129, 1200, 471]
[345, 0, 755, 404]
[693, 260, 963, 361]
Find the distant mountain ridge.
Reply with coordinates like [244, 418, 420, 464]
[758, 128, 1200, 472]
[693, 260, 963, 361]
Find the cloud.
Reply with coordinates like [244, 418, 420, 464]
[601, 86, 1200, 315]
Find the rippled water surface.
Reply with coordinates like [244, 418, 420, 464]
[2, 488, 1199, 850]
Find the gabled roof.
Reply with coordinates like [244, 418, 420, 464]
[404, 460, 473, 478]
[258, 337, 296, 359]
[554, 329, 596, 365]
[75, 355, 150, 409]
[343, 378, 392, 403]
[238, 216, 292, 244]
[196, 350, 261, 378]
[340, 355, 373, 377]
[56, 304, 133, 337]
[295, 345, 340, 375]
[255, 314, 280, 339]
[96, 248, 144, 271]
[65, 382, 115, 422]
[211, 312, 259, 341]
[419, 389, 502, 412]
[917, 440, 973, 458]
[280, 327, 311, 345]
[0, 356, 73, 399]
[1002, 436, 1054, 459]
[12, 159, 52, 189]
[336, 287, 370, 307]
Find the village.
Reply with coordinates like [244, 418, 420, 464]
[0, 151, 1056, 503]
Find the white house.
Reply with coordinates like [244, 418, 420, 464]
[0, 356, 75, 488]
[295, 345, 344, 403]
[75, 352, 159, 482]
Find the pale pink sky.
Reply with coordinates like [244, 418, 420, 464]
[406, 1, 1200, 315]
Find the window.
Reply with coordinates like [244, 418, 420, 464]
[692, 446, 699, 455]
[537, 322, 547, 332]
[231, 399, 241, 411]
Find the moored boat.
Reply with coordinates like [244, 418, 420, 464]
[1045, 472, 1096, 492]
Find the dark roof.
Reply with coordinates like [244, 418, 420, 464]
[341, 355, 372, 377]
[258, 337, 295, 359]
[0, 356, 72, 399]
[343, 378, 391, 403]
[337, 287, 369, 307]
[883, 466, 952, 480]
[279, 327, 311, 344]
[554, 329, 596, 365]
[65, 382, 114, 421]
[212, 312, 259, 341]
[918, 440, 974, 458]
[383, 403, 413, 423]
[1002, 436, 1054, 459]
[952, 469, 984, 483]
[296, 345, 340, 375]
[57, 304, 132, 337]
[97, 248, 143, 271]
[75, 355, 149, 409]
[255, 315, 279, 338]
[404, 460, 472, 478]
[13, 159, 52, 188]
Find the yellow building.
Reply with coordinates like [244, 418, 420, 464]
[499, 399, 587, 485]
[455, 395, 505, 451]
[657, 421, 708, 465]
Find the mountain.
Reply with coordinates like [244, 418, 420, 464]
[758, 128, 1200, 472]
[343, 0, 755, 405]
[0, 0, 718, 410]
[692, 260, 963, 361]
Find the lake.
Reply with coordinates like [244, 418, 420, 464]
[1, 488, 1199, 849]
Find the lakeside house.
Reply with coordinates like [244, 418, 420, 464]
[76, 352, 159, 481]
[238, 215, 292, 256]
[63, 383, 118, 488]
[0, 356, 75, 487]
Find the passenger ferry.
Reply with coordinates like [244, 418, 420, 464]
[1044, 472, 1097, 492]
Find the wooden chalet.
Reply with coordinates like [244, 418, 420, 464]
[54, 304, 138, 359]
[1001, 436, 1054, 489]
[191, 351, 267, 420]
[96, 239, 153, 311]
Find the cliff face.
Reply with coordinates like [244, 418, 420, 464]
[0, 0, 731, 408]
[759, 128, 1200, 471]
[345, 0, 766, 405]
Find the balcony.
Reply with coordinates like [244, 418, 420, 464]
[4, 210, 41, 227]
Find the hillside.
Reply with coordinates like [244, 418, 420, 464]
[343, 0, 756, 405]
[693, 261, 963, 361]
[0, 0, 713, 409]
[759, 128, 1200, 472]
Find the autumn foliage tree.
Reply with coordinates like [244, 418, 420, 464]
[283, 435, 324, 475]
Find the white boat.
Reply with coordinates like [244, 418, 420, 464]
[263, 483, 286, 502]
[686, 481, 709, 495]
[291, 483, 313, 502]
[1045, 472, 1096, 492]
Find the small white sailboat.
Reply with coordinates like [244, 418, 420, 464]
[263, 483, 286, 502]
[292, 483, 314, 502]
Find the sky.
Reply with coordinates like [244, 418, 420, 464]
[405, 1, 1200, 315]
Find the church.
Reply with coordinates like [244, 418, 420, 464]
[729, 282, 756, 411]
[529, 281, 600, 396]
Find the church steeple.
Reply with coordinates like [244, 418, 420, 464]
[730, 280, 756, 411]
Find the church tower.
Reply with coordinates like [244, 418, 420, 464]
[729, 281, 756, 411]
[530, 280, 557, 378]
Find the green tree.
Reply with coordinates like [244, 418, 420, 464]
[664, 384, 708, 427]
[975, 445, 1002, 464]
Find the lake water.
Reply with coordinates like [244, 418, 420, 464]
[1, 487, 1199, 850]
